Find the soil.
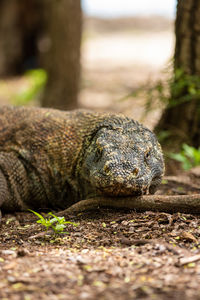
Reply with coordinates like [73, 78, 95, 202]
[1, 176, 200, 300]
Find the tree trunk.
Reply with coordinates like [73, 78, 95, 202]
[0, 0, 43, 76]
[41, 0, 82, 110]
[155, 0, 200, 152]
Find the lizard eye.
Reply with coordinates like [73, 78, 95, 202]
[145, 149, 151, 159]
[95, 145, 103, 162]
[96, 137, 104, 156]
[96, 147, 102, 156]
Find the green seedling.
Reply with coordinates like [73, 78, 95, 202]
[13, 69, 47, 106]
[29, 210, 78, 234]
[122, 66, 200, 119]
[169, 143, 200, 170]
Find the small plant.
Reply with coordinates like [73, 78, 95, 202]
[12, 69, 47, 106]
[169, 143, 200, 170]
[29, 210, 78, 234]
[122, 65, 200, 116]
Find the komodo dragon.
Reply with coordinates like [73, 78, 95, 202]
[0, 106, 164, 213]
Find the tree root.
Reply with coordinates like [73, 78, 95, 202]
[57, 194, 200, 216]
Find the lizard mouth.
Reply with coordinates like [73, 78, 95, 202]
[88, 169, 162, 197]
[95, 182, 150, 197]
[149, 175, 162, 194]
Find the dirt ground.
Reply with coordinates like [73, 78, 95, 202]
[2, 17, 200, 300]
[1, 176, 200, 300]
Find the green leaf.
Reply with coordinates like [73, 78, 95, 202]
[188, 86, 196, 95]
[48, 217, 58, 225]
[170, 144, 200, 170]
[29, 209, 45, 221]
[54, 224, 66, 233]
[169, 153, 187, 163]
[182, 144, 195, 159]
[12, 69, 47, 106]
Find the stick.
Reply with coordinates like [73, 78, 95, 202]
[178, 254, 200, 266]
[57, 194, 200, 216]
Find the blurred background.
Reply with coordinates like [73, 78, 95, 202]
[1, 0, 200, 173]
[81, 0, 175, 129]
[0, 0, 175, 128]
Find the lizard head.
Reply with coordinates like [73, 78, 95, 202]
[79, 117, 164, 197]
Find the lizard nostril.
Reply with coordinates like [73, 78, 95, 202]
[132, 168, 139, 177]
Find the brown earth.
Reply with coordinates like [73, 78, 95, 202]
[1, 176, 200, 300]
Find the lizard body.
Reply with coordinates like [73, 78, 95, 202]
[0, 106, 164, 212]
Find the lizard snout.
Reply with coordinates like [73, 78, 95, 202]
[103, 161, 140, 178]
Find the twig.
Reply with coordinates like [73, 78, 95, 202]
[57, 194, 200, 216]
[28, 230, 53, 239]
[178, 254, 200, 266]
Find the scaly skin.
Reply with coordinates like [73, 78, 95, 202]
[0, 106, 164, 212]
